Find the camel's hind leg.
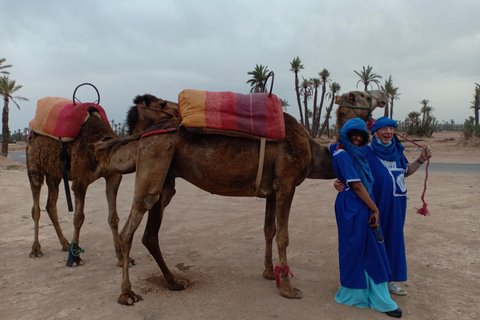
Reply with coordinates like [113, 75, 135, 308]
[263, 196, 276, 280]
[142, 179, 187, 291]
[28, 168, 45, 258]
[45, 173, 70, 251]
[274, 183, 303, 299]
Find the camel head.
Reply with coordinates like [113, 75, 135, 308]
[335, 90, 387, 131]
[126, 94, 180, 135]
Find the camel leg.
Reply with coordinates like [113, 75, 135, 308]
[118, 149, 174, 305]
[28, 169, 45, 258]
[263, 196, 276, 280]
[141, 179, 187, 291]
[274, 184, 303, 299]
[65, 180, 88, 267]
[104, 174, 134, 267]
[45, 173, 70, 251]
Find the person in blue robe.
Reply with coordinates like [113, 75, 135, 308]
[362, 117, 432, 295]
[329, 118, 402, 318]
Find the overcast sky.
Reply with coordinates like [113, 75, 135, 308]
[2, 0, 479, 132]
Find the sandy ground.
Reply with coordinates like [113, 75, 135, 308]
[0, 132, 479, 320]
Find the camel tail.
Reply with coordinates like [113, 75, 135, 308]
[94, 135, 141, 174]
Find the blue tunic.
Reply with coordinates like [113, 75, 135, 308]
[330, 143, 391, 289]
[362, 144, 409, 282]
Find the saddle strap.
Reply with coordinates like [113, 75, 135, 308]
[254, 137, 266, 196]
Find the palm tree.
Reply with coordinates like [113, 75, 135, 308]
[0, 58, 12, 75]
[319, 82, 341, 137]
[419, 99, 430, 125]
[354, 65, 382, 91]
[314, 69, 331, 136]
[300, 77, 313, 131]
[381, 76, 393, 117]
[280, 98, 289, 112]
[389, 87, 401, 119]
[310, 77, 320, 136]
[290, 56, 304, 126]
[471, 83, 480, 126]
[1, 76, 28, 156]
[246, 64, 270, 93]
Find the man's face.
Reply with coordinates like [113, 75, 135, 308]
[374, 126, 395, 145]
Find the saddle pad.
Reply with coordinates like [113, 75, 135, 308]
[178, 89, 285, 140]
[29, 97, 110, 142]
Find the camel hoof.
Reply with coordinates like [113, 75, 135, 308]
[279, 286, 303, 299]
[168, 279, 188, 291]
[66, 257, 84, 267]
[29, 250, 43, 258]
[30, 243, 43, 258]
[118, 291, 143, 305]
[263, 269, 275, 280]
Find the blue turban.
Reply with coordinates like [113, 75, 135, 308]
[371, 116, 397, 134]
[370, 117, 405, 161]
[340, 118, 374, 193]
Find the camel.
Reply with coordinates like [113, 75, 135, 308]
[26, 94, 179, 267]
[94, 90, 387, 305]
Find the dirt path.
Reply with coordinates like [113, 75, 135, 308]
[0, 132, 479, 319]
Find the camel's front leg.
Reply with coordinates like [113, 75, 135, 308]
[104, 174, 134, 267]
[142, 179, 187, 291]
[274, 184, 303, 299]
[263, 196, 276, 280]
[28, 169, 45, 258]
[118, 141, 174, 305]
[65, 181, 88, 267]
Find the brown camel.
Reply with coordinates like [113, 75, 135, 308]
[26, 94, 179, 267]
[94, 90, 387, 305]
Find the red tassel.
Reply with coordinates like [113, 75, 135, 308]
[416, 203, 430, 216]
[274, 264, 294, 288]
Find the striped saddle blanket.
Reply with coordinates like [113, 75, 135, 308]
[178, 89, 285, 140]
[29, 97, 110, 142]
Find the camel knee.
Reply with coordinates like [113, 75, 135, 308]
[143, 194, 160, 210]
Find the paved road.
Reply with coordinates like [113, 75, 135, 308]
[7, 151, 480, 173]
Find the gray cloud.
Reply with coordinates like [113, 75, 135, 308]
[2, 0, 479, 131]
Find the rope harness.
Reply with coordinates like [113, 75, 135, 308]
[395, 132, 430, 216]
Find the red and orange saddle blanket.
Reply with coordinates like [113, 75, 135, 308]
[29, 97, 110, 142]
[178, 89, 285, 140]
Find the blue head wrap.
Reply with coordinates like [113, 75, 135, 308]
[371, 116, 397, 134]
[340, 118, 374, 194]
[370, 117, 405, 161]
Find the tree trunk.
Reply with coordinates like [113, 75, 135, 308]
[319, 94, 336, 136]
[314, 83, 326, 137]
[303, 92, 310, 132]
[310, 88, 318, 136]
[295, 73, 304, 127]
[384, 103, 389, 118]
[390, 97, 394, 119]
[1, 99, 10, 157]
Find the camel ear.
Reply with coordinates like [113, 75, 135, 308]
[348, 93, 356, 104]
[335, 96, 341, 105]
[133, 95, 145, 106]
